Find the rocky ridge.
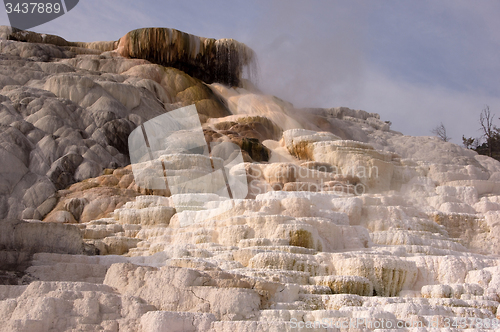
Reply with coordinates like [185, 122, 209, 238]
[0, 26, 499, 331]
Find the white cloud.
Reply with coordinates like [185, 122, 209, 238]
[353, 68, 500, 144]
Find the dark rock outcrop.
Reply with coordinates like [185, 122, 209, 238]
[117, 28, 255, 87]
[0, 218, 93, 283]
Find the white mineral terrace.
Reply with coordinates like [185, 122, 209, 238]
[0, 26, 499, 331]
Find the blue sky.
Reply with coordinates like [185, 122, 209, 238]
[1, 0, 499, 144]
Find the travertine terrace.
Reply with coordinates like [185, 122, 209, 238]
[0, 26, 499, 331]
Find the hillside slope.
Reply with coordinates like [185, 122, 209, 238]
[0, 27, 499, 331]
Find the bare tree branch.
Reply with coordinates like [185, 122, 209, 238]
[479, 105, 496, 157]
[431, 122, 451, 142]
[462, 135, 475, 149]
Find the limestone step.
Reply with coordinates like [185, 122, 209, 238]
[229, 268, 311, 284]
[370, 230, 467, 252]
[26, 253, 129, 283]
